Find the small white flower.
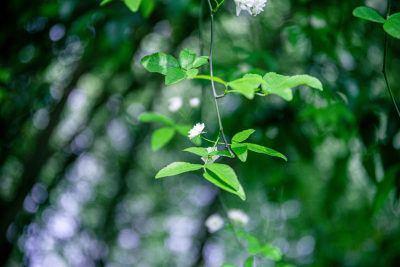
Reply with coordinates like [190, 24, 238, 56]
[189, 97, 200, 107]
[168, 96, 182, 112]
[234, 0, 267, 16]
[188, 123, 205, 139]
[228, 209, 249, 225]
[252, 0, 267, 16]
[234, 0, 252, 16]
[205, 214, 224, 233]
[201, 147, 220, 163]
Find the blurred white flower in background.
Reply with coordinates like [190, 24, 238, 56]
[201, 147, 220, 163]
[189, 97, 200, 107]
[205, 214, 224, 233]
[168, 96, 182, 112]
[228, 209, 249, 225]
[189, 97, 200, 108]
[234, 0, 267, 16]
[188, 123, 205, 139]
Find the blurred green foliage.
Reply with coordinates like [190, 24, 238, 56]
[0, 0, 400, 266]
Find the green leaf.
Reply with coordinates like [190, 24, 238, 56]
[229, 84, 254, 99]
[353, 6, 386, 24]
[249, 240, 262, 255]
[138, 112, 174, 126]
[186, 68, 199, 79]
[232, 129, 255, 143]
[165, 68, 187, 86]
[228, 76, 262, 100]
[179, 48, 197, 70]
[175, 124, 191, 136]
[151, 127, 175, 151]
[262, 73, 292, 100]
[227, 74, 265, 100]
[140, 0, 155, 18]
[238, 232, 282, 261]
[241, 73, 265, 88]
[155, 162, 203, 178]
[220, 264, 237, 267]
[384, 13, 400, 39]
[203, 172, 245, 200]
[244, 257, 254, 267]
[124, 0, 142, 12]
[193, 56, 209, 68]
[289, 75, 323, 90]
[191, 135, 202, 146]
[100, 0, 113, 6]
[262, 72, 323, 101]
[259, 244, 282, 261]
[231, 143, 248, 162]
[184, 147, 208, 157]
[245, 143, 287, 161]
[141, 53, 180, 75]
[205, 163, 241, 190]
[239, 233, 263, 254]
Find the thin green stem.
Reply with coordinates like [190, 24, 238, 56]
[382, 0, 400, 119]
[206, 0, 234, 156]
[212, 134, 220, 149]
[191, 75, 227, 87]
[201, 135, 226, 145]
[213, 0, 226, 13]
[189, 75, 227, 98]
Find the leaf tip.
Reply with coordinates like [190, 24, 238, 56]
[100, 0, 113, 7]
